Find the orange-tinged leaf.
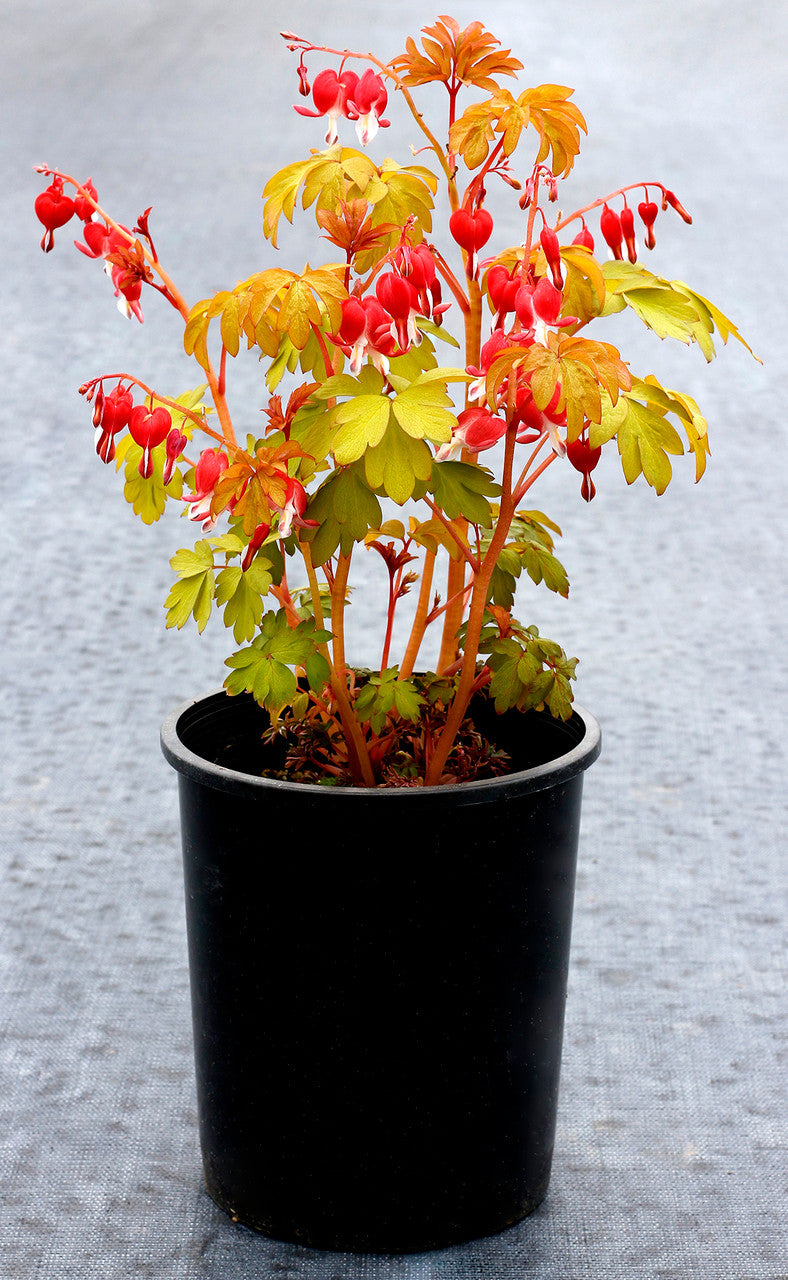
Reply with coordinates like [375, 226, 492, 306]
[390, 16, 522, 92]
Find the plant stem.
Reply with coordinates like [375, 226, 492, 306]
[399, 549, 435, 678]
[426, 423, 518, 785]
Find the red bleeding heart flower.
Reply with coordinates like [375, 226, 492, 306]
[294, 67, 359, 145]
[539, 224, 564, 289]
[436, 406, 507, 460]
[487, 264, 520, 317]
[567, 435, 602, 501]
[449, 207, 494, 277]
[162, 428, 188, 486]
[35, 178, 76, 252]
[345, 69, 390, 145]
[93, 383, 134, 463]
[375, 271, 421, 351]
[572, 223, 595, 252]
[184, 448, 230, 530]
[74, 179, 98, 223]
[128, 404, 173, 478]
[638, 200, 659, 249]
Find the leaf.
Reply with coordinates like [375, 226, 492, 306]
[389, 16, 523, 91]
[517, 84, 587, 177]
[485, 510, 568, 606]
[224, 610, 332, 719]
[616, 397, 685, 493]
[215, 558, 273, 643]
[354, 669, 426, 735]
[116, 434, 184, 525]
[485, 626, 577, 718]
[364, 420, 433, 504]
[164, 541, 216, 633]
[449, 101, 497, 168]
[428, 460, 501, 525]
[301, 465, 383, 564]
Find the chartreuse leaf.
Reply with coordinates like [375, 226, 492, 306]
[600, 262, 759, 363]
[429, 460, 502, 526]
[484, 625, 578, 719]
[354, 670, 426, 736]
[165, 541, 216, 634]
[224, 610, 333, 720]
[365, 421, 433, 503]
[301, 464, 383, 565]
[592, 375, 708, 492]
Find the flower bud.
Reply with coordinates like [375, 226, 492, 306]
[600, 205, 623, 260]
[539, 224, 563, 289]
[620, 206, 637, 263]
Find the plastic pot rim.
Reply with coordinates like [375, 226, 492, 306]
[161, 688, 601, 803]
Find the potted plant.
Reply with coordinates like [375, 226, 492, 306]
[34, 13, 757, 1255]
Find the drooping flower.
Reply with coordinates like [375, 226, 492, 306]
[638, 200, 659, 249]
[293, 67, 360, 145]
[128, 405, 173, 478]
[449, 206, 494, 277]
[73, 179, 98, 223]
[567, 434, 602, 501]
[34, 178, 76, 252]
[345, 69, 390, 145]
[375, 271, 421, 351]
[600, 204, 624, 260]
[436, 406, 507, 461]
[184, 448, 230, 530]
[331, 295, 398, 374]
[93, 383, 133, 463]
[275, 476, 318, 538]
[620, 205, 638, 263]
[162, 428, 188, 486]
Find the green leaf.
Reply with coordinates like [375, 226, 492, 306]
[224, 610, 332, 719]
[301, 465, 383, 564]
[485, 511, 568, 606]
[485, 626, 577, 718]
[428, 460, 501, 525]
[215, 558, 273, 643]
[333, 395, 393, 463]
[354, 669, 426, 735]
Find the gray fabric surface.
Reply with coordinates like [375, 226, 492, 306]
[2, 0, 786, 1275]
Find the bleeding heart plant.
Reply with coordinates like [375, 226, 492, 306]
[35, 14, 758, 787]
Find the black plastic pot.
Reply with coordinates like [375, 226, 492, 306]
[161, 688, 600, 1254]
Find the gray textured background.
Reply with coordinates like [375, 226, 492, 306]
[2, 1, 786, 1275]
